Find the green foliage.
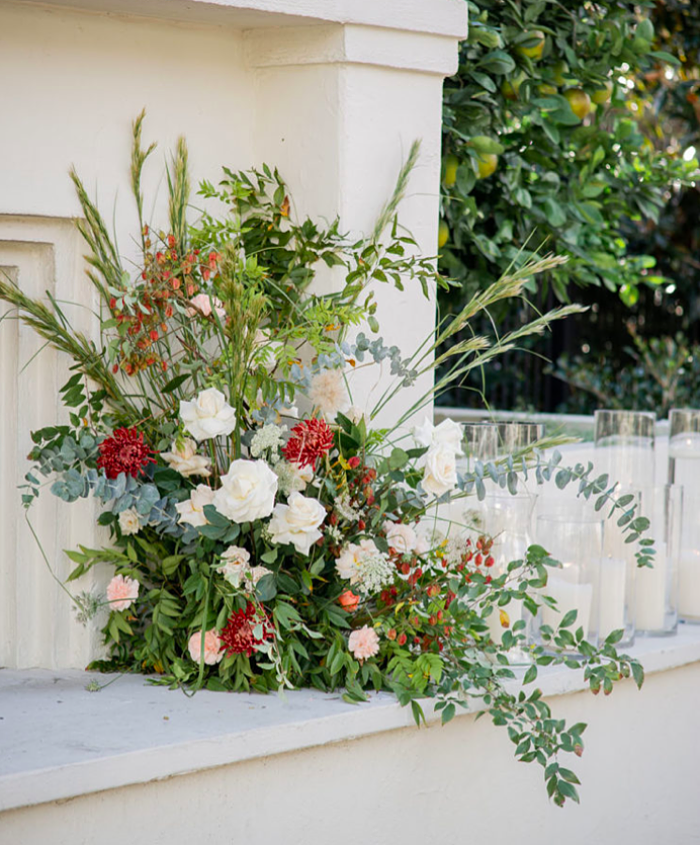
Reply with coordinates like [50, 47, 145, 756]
[440, 0, 699, 312]
[552, 326, 700, 414]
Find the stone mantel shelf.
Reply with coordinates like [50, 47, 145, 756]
[2, 626, 700, 814]
[8, 0, 469, 37]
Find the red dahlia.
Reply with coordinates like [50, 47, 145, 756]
[282, 418, 334, 469]
[97, 427, 157, 480]
[220, 604, 275, 658]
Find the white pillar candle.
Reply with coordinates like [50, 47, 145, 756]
[635, 542, 667, 633]
[598, 557, 627, 639]
[542, 572, 593, 639]
[679, 549, 700, 621]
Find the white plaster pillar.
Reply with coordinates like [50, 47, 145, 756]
[0, 0, 466, 668]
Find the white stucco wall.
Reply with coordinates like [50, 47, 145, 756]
[0, 0, 465, 669]
[2, 660, 699, 843]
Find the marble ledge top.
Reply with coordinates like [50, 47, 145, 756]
[1, 624, 699, 813]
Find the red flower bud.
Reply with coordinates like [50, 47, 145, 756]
[387, 628, 397, 641]
[397, 633, 407, 646]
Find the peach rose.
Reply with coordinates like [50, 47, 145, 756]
[338, 590, 360, 612]
[348, 625, 380, 662]
[188, 629, 225, 665]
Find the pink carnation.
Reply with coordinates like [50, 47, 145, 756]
[106, 574, 139, 612]
[188, 629, 225, 665]
[348, 625, 380, 662]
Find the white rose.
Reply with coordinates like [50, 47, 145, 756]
[180, 387, 237, 441]
[242, 565, 273, 593]
[213, 459, 278, 523]
[268, 492, 326, 556]
[335, 539, 380, 584]
[217, 545, 251, 587]
[175, 484, 216, 527]
[383, 520, 417, 554]
[422, 444, 458, 498]
[414, 532, 431, 555]
[118, 508, 141, 536]
[412, 417, 464, 456]
[161, 438, 212, 477]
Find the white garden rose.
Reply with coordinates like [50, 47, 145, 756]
[213, 459, 278, 523]
[175, 484, 216, 527]
[412, 417, 464, 456]
[161, 438, 212, 477]
[180, 387, 237, 441]
[242, 565, 273, 592]
[118, 508, 141, 536]
[383, 520, 417, 554]
[268, 492, 326, 556]
[217, 545, 251, 587]
[421, 443, 458, 498]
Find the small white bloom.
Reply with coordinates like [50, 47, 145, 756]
[213, 459, 278, 524]
[346, 405, 369, 427]
[274, 460, 314, 496]
[335, 539, 393, 596]
[383, 520, 417, 554]
[180, 387, 237, 441]
[412, 417, 464, 456]
[250, 424, 286, 460]
[161, 438, 212, 477]
[268, 492, 326, 556]
[422, 443, 458, 498]
[118, 508, 141, 536]
[217, 545, 251, 587]
[186, 293, 226, 319]
[175, 484, 216, 527]
[308, 368, 348, 418]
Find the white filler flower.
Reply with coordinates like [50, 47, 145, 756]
[268, 492, 326, 555]
[118, 508, 141, 536]
[180, 387, 237, 441]
[213, 459, 278, 523]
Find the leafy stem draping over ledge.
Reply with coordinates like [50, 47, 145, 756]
[0, 113, 654, 807]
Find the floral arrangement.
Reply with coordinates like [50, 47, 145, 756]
[0, 114, 653, 807]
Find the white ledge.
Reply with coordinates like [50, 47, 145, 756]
[2, 626, 700, 814]
[9, 0, 469, 37]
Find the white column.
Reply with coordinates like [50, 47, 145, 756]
[0, 0, 466, 668]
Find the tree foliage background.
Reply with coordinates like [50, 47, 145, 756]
[438, 0, 700, 413]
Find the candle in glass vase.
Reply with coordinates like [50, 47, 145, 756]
[635, 542, 667, 633]
[598, 557, 627, 639]
[542, 564, 594, 638]
[668, 430, 700, 500]
[679, 549, 700, 622]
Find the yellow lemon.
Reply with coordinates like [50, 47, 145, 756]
[553, 60, 569, 86]
[476, 153, 498, 179]
[591, 80, 613, 104]
[564, 88, 592, 120]
[516, 30, 545, 61]
[438, 220, 450, 248]
[443, 154, 459, 187]
[501, 72, 525, 101]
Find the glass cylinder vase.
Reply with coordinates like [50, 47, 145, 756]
[532, 514, 603, 650]
[477, 491, 537, 661]
[635, 484, 681, 636]
[594, 410, 656, 491]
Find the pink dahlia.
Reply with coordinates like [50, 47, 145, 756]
[106, 574, 139, 612]
[97, 427, 156, 479]
[282, 418, 334, 469]
[188, 629, 225, 665]
[220, 604, 274, 658]
[348, 625, 380, 662]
